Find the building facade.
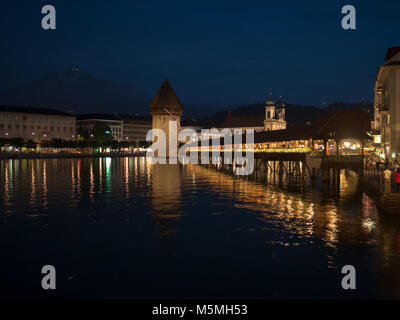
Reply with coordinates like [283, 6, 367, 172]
[264, 96, 286, 131]
[77, 114, 123, 141]
[220, 94, 287, 134]
[117, 114, 152, 144]
[0, 105, 76, 141]
[373, 47, 400, 160]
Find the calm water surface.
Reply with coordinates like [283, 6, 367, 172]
[0, 157, 400, 299]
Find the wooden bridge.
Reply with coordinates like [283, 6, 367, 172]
[196, 151, 365, 178]
[194, 150, 400, 215]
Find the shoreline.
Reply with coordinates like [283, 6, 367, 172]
[0, 152, 147, 159]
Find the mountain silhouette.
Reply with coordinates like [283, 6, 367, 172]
[197, 101, 373, 128]
[0, 69, 149, 114]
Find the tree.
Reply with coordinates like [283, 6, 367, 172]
[50, 138, 64, 150]
[93, 122, 113, 144]
[88, 139, 98, 149]
[9, 137, 24, 149]
[0, 138, 9, 148]
[78, 139, 89, 150]
[41, 140, 52, 148]
[25, 140, 36, 150]
[120, 141, 130, 149]
[102, 140, 112, 148]
[139, 140, 151, 148]
[111, 140, 120, 150]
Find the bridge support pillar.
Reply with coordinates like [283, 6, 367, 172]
[322, 168, 330, 182]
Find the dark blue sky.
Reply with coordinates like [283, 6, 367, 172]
[0, 0, 399, 107]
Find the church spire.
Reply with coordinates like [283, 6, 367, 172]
[266, 89, 274, 106]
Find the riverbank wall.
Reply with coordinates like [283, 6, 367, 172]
[0, 152, 147, 159]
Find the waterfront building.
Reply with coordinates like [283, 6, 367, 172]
[372, 47, 400, 160]
[0, 105, 76, 141]
[77, 113, 124, 141]
[116, 114, 152, 145]
[192, 109, 371, 156]
[221, 94, 287, 133]
[149, 79, 184, 155]
[264, 96, 287, 131]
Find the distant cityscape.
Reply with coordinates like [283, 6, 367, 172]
[0, 47, 399, 164]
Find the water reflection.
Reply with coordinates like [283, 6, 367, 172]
[0, 158, 399, 298]
[151, 163, 182, 235]
[188, 164, 400, 298]
[190, 164, 344, 247]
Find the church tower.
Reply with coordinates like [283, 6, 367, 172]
[149, 79, 183, 156]
[276, 96, 286, 122]
[263, 92, 287, 131]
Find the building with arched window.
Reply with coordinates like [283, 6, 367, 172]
[264, 95, 286, 131]
[373, 47, 400, 160]
[221, 93, 287, 133]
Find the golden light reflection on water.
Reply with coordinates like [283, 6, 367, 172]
[151, 163, 182, 235]
[89, 161, 94, 203]
[189, 164, 343, 247]
[124, 157, 129, 198]
[42, 161, 48, 209]
[4, 162, 10, 207]
[29, 162, 36, 207]
[0, 158, 400, 297]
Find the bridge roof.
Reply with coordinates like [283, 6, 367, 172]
[311, 109, 371, 140]
[254, 126, 312, 143]
[192, 109, 371, 147]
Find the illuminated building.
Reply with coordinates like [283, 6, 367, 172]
[373, 47, 400, 160]
[149, 79, 183, 155]
[0, 105, 76, 141]
[77, 113, 124, 141]
[264, 95, 287, 131]
[220, 93, 287, 133]
[116, 114, 152, 145]
[192, 109, 370, 155]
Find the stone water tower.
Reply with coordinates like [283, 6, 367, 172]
[149, 79, 183, 156]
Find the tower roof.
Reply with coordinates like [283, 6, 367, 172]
[149, 79, 183, 115]
[266, 89, 275, 106]
[385, 47, 400, 62]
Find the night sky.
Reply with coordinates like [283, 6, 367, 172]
[0, 0, 399, 109]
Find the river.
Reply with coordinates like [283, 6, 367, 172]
[0, 157, 399, 299]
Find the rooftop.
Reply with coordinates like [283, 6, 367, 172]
[385, 47, 400, 62]
[77, 113, 122, 121]
[149, 79, 183, 115]
[198, 109, 371, 146]
[0, 105, 75, 117]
